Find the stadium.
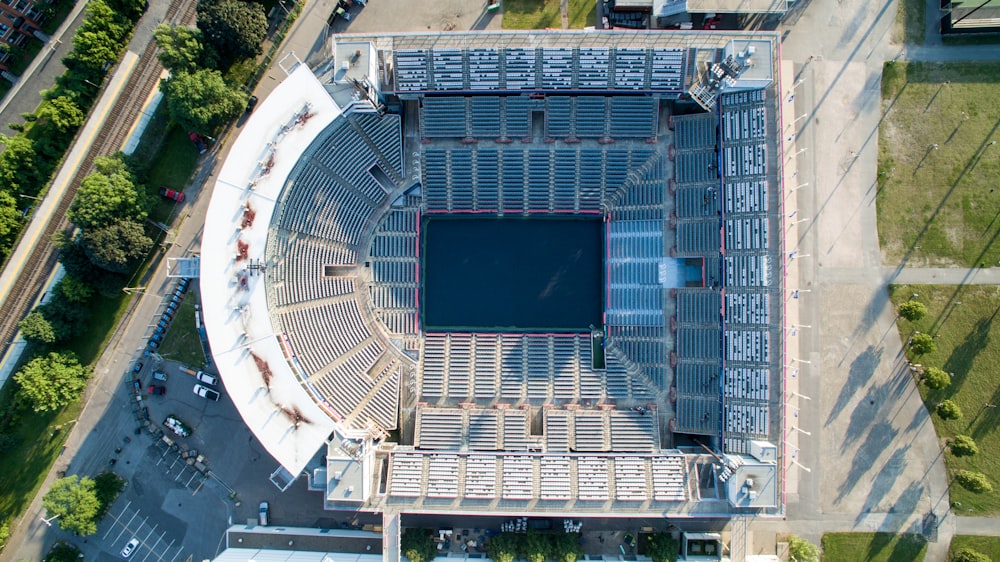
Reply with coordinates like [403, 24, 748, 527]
[201, 30, 786, 522]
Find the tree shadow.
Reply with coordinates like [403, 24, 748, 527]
[836, 421, 899, 504]
[971, 381, 1000, 440]
[940, 315, 994, 397]
[855, 445, 912, 521]
[828, 345, 883, 427]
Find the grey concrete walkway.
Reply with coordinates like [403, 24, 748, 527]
[885, 267, 1000, 285]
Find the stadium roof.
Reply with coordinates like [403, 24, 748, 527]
[201, 64, 343, 476]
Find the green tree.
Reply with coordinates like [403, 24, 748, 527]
[14, 352, 90, 412]
[522, 531, 550, 562]
[487, 533, 522, 562]
[79, 0, 128, 41]
[551, 533, 582, 562]
[93, 472, 125, 516]
[0, 519, 9, 550]
[68, 166, 145, 230]
[153, 24, 209, 72]
[898, 300, 927, 321]
[37, 96, 85, 134]
[41, 476, 102, 536]
[910, 333, 936, 355]
[954, 470, 993, 494]
[57, 275, 95, 303]
[949, 435, 979, 457]
[0, 134, 44, 195]
[18, 310, 56, 344]
[38, 289, 91, 341]
[951, 548, 990, 562]
[936, 400, 962, 420]
[57, 236, 129, 297]
[161, 68, 246, 133]
[645, 533, 679, 562]
[400, 528, 437, 562]
[0, 191, 24, 259]
[45, 540, 84, 562]
[104, 0, 147, 23]
[922, 367, 950, 390]
[0, 433, 19, 452]
[70, 29, 120, 71]
[196, 0, 266, 68]
[82, 218, 153, 273]
[788, 535, 820, 562]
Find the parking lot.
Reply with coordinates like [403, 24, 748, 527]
[100, 502, 186, 562]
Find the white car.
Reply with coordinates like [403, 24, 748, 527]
[196, 371, 218, 385]
[193, 383, 220, 401]
[121, 538, 139, 558]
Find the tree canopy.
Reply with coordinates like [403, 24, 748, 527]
[41, 476, 102, 536]
[196, 0, 266, 68]
[936, 400, 962, 420]
[37, 96, 86, 134]
[644, 533, 679, 562]
[788, 535, 820, 562]
[70, 29, 121, 71]
[954, 470, 993, 494]
[487, 533, 521, 562]
[18, 311, 56, 344]
[951, 548, 991, 562]
[909, 333, 936, 355]
[162, 68, 246, 133]
[154, 24, 209, 72]
[949, 435, 979, 457]
[922, 367, 950, 390]
[82, 218, 153, 273]
[0, 134, 44, 195]
[898, 300, 927, 321]
[400, 528, 436, 562]
[14, 352, 90, 412]
[68, 156, 146, 230]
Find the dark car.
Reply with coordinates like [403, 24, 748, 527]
[147, 340, 158, 349]
[133, 362, 144, 373]
[158, 187, 185, 202]
[151, 333, 163, 343]
[157, 319, 169, 328]
[189, 132, 208, 154]
[147, 385, 166, 395]
[154, 326, 165, 335]
[246, 95, 258, 113]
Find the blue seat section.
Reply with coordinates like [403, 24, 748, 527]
[470, 97, 501, 138]
[609, 97, 658, 138]
[504, 97, 532, 138]
[545, 97, 573, 138]
[576, 97, 607, 138]
[672, 112, 717, 151]
[421, 97, 467, 138]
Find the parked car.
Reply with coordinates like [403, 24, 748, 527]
[162, 310, 174, 320]
[193, 384, 220, 401]
[121, 538, 139, 558]
[258, 501, 269, 525]
[151, 333, 163, 343]
[153, 370, 168, 381]
[154, 326, 165, 335]
[158, 187, 185, 202]
[246, 95, 258, 113]
[163, 414, 191, 437]
[189, 132, 208, 154]
[133, 362, 144, 373]
[148, 385, 166, 395]
[147, 340, 158, 349]
[196, 371, 218, 385]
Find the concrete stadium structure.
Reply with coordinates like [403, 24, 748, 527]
[201, 30, 787, 531]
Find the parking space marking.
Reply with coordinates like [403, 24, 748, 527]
[103, 504, 184, 562]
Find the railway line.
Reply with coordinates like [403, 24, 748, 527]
[0, 0, 197, 362]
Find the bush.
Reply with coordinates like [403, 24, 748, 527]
[948, 435, 979, 457]
[951, 548, 990, 562]
[898, 299, 928, 321]
[954, 470, 993, 494]
[936, 400, 963, 420]
[45, 540, 83, 562]
[910, 333, 936, 355]
[922, 367, 951, 390]
[400, 528, 436, 562]
[788, 535, 820, 562]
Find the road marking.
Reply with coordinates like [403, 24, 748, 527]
[103, 501, 132, 540]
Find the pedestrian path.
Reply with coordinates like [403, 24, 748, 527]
[884, 267, 1000, 285]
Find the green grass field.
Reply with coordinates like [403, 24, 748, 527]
[501, 0, 595, 29]
[949, 535, 1000, 559]
[821, 533, 927, 562]
[143, 126, 201, 225]
[877, 62, 1000, 267]
[890, 284, 1000, 514]
[157, 298, 205, 368]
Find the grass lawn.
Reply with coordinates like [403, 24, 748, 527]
[157, 297, 205, 368]
[949, 535, 1000, 559]
[502, 0, 596, 29]
[0, 387, 82, 539]
[877, 62, 1000, 267]
[821, 533, 927, 562]
[892, 0, 925, 45]
[889, 284, 1000, 514]
[141, 125, 201, 225]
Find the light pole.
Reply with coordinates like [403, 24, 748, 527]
[790, 426, 811, 436]
[790, 459, 812, 473]
[40, 513, 60, 527]
[788, 391, 812, 401]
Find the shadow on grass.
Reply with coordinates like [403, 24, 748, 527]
[939, 315, 994, 396]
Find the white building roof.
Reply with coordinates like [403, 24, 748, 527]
[201, 64, 343, 476]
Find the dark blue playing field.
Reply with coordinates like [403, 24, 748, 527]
[422, 217, 604, 331]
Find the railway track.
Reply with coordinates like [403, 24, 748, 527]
[0, 0, 195, 361]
